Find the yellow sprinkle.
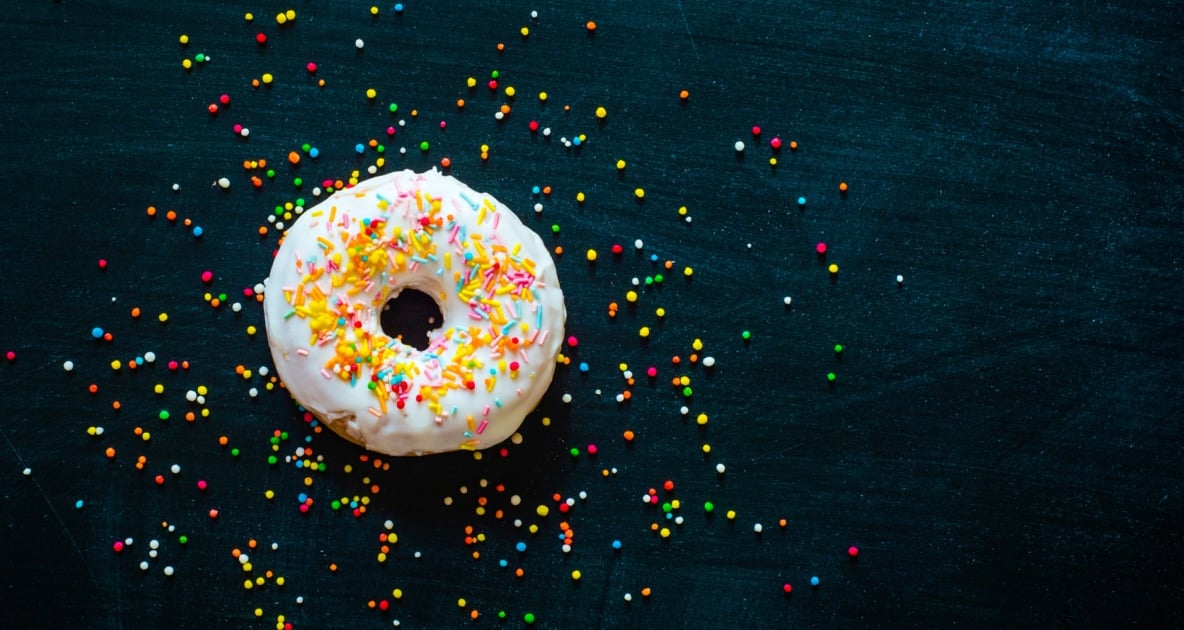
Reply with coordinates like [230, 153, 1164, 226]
[181, 59, 192, 70]
[520, 27, 530, 37]
[726, 510, 737, 520]
[639, 327, 650, 338]
[110, 360, 121, 370]
[576, 191, 585, 203]
[154, 384, 164, 394]
[246, 325, 257, 336]
[702, 443, 711, 454]
[828, 263, 840, 274]
[634, 188, 645, 199]
[244, 13, 254, 22]
[261, 73, 274, 85]
[678, 205, 688, 216]
[265, 490, 275, 500]
[536, 505, 549, 517]
[692, 339, 703, 351]
[615, 159, 626, 170]
[586, 249, 597, 262]
[625, 290, 638, 303]
[683, 266, 694, 277]
[393, 588, 403, 599]
[179, 34, 189, 45]
[370, 6, 379, 15]
[538, 91, 548, 102]
[366, 87, 377, 99]
[286, 9, 296, 20]
[660, 527, 671, 538]
[275, 13, 287, 25]
[158, 312, 169, 323]
[595, 106, 607, 119]
[571, 570, 582, 581]
[505, 86, 516, 97]
[457, 598, 466, 608]
[655, 307, 666, 318]
[466, 77, 477, 88]
[696, 413, 708, 426]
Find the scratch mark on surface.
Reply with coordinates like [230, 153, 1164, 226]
[4, 430, 117, 628]
[676, 0, 701, 60]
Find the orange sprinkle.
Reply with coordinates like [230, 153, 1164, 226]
[165, 210, 177, 221]
[258, 226, 268, 236]
[88, 384, 99, 394]
[218, 436, 229, 446]
[112, 401, 121, 410]
[146, 206, 157, 217]
[586, 20, 597, 32]
[456, 99, 465, 109]
[470, 610, 479, 620]
[183, 218, 192, 227]
[184, 412, 196, 422]
[329, 563, 338, 572]
[105, 447, 116, 459]
[671, 356, 681, 365]
[440, 157, 452, 168]
[542, 186, 552, 195]
[232, 548, 242, 558]
[248, 539, 258, 549]
[641, 587, 652, 597]
[288, 151, 301, 165]
[679, 89, 689, 100]
[499, 104, 511, 115]
[623, 430, 635, 442]
[514, 568, 524, 578]
[789, 141, 798, 151]
[496, 42, 505, 51]
[130, 307, 141, 318]
[839, 181, 849, 192]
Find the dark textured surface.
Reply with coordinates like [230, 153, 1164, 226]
[1, 1, 1182, 628]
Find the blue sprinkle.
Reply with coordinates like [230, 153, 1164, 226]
[515, 541, 527, 553]
[91, 327, 104, 339]
[75, 500, 84, 509]
[810, 576, 820, 587]
[649, 254, 659, 262]
[192, 226, 203, 237]
[355, 143, 365, 154]
[309, 147, 320, 158]
[611, 540, 622, 550]
[579, 362, 589, 373]
[797, 196, 807, 206]
[394, 3, 404, 13]
[297, 492, 308, 503]
[499, 559, 508, 567]
[572, 136, 582, 146]
[531, 185, 541, 194]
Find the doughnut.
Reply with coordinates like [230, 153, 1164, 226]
[263, 169, 565, 455]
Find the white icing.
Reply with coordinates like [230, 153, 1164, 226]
[263, 169, 565, 455]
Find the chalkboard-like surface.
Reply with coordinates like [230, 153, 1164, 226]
[1, 2, 1180, 628]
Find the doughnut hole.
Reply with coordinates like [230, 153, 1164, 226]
[380, 289, 443, 351]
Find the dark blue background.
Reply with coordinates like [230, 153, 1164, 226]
[1, 1, 1181, 627]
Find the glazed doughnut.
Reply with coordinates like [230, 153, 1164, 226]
[263, 169, 565, 455]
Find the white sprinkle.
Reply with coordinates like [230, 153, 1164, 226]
[22, 467, 31, 476]
[680, 406, 689, 416]
[685, 216, 692, 224]
[231, 302, 242, 312]
[355, 38, 365, 49]
[238, 553, 250, 565]
[93, 427, 104, 436]
[296, 596, 304, 605]
[253, 283, 266, 295]
[124, 537, 134, 546]
[413, 551, 422, 559]
[634, 239, 644, 250]
[562, 544, 572, 553]
[149, 550, 158, 559]
[172, 183, 181, 192]
[139, 561, 149, 571]
[631, 277, 640, 286]
[248, 387, 259, 397]
[216, 177, 231, 189]
[494, 111, 505, 121]
[783, 296, 793, 306]
[702, 356, 715, 367]
[896, 274, 905, 284]
[271, 542, 278, 550]
[615, 393, 624, 403]
[579, 491, 588, 500]
[144, 351, 156, 363]
[533, 203, 543, 214]
[674, 515, 684, 525]
[63, 360, 74, 371]
[562, 393, 572, 404]
[170, 464, 181, 475]
[186, 390, 198, 402]
[240, 127, 250, 137]
[734, 140, 745, 152]
[384, 520, 395, 530]
[149, 540, 160, 550]
[163, 566, 175, 577]
[716, 463, 726, 474]
[530, 10, 538, 19]
[542, 127, 551, 137]
[754, 523, 763, 533]
[624, 593, 633, 602]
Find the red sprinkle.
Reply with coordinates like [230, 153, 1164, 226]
[219, 94, 230, 105]
[848, 546, 860, 558]
[255, 32, 267, 45]
[306, 62, 317, 73]
[783, 583, 793, 594]
[611, 243, 623, 255]
[113, 541, 124, 553]
[751, 125, 762, 136]
[770, 137, 783, 150]
[98, 259, 108, 269]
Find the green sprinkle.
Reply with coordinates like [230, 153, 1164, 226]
[376, 144, 385, 153]
[682, 386, 693, 397]
[491, 70, 500, 79]
[644, 276, 654, 285]
[569, 447, 580, 457]
[293, 177, 303, 187]
[218, 293, 228, 301]
[158, 410, 170, 421]
[419, 141, 430, 152]
[281, 432, 289, 440]
[318, 462, 327, 472]
[230, 448, 240, 457]
[266, 169, 276, 179]
[301, 143, 312, 153]
[662, 502, 672, 513]
[498, 611, 507, 620]
[741, 330, 752, 340]
[331, 500, 342, 510]
[654, 273, 664, 283]
[273, 205, 284, 215]
[704, 501, 714, 512]
[550, 224, 560, 234]
[389, 103, 399, 113]
[523, 613, 535, 624]
[194, 53, 205, 62]
[827, 372, 837, 383]
[267, 455, 278, 465]
[178, 535, 188, 544]
[834, 344, 844, 354]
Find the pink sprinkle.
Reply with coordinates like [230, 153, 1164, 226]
[770, 137, 783, 150]
[168, 360, 179, 370]
[587, 444, 598, 455]
[98, 259, 108, 269]
[113, 541, 124, 553]
[197, 480, 208, 491]
[815, 242, 827, 255]
[646, 366, 657, 378]
[848, 546, 860, 558]
[201, 270, 214, 283]
[306, 62, 317, 73]
[219, 94, 230, 105]
[566, 335, 578, 347]
[5, 351, 15, 362]
[439, 120, 447, 130]
[476, 419, 488, 434]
